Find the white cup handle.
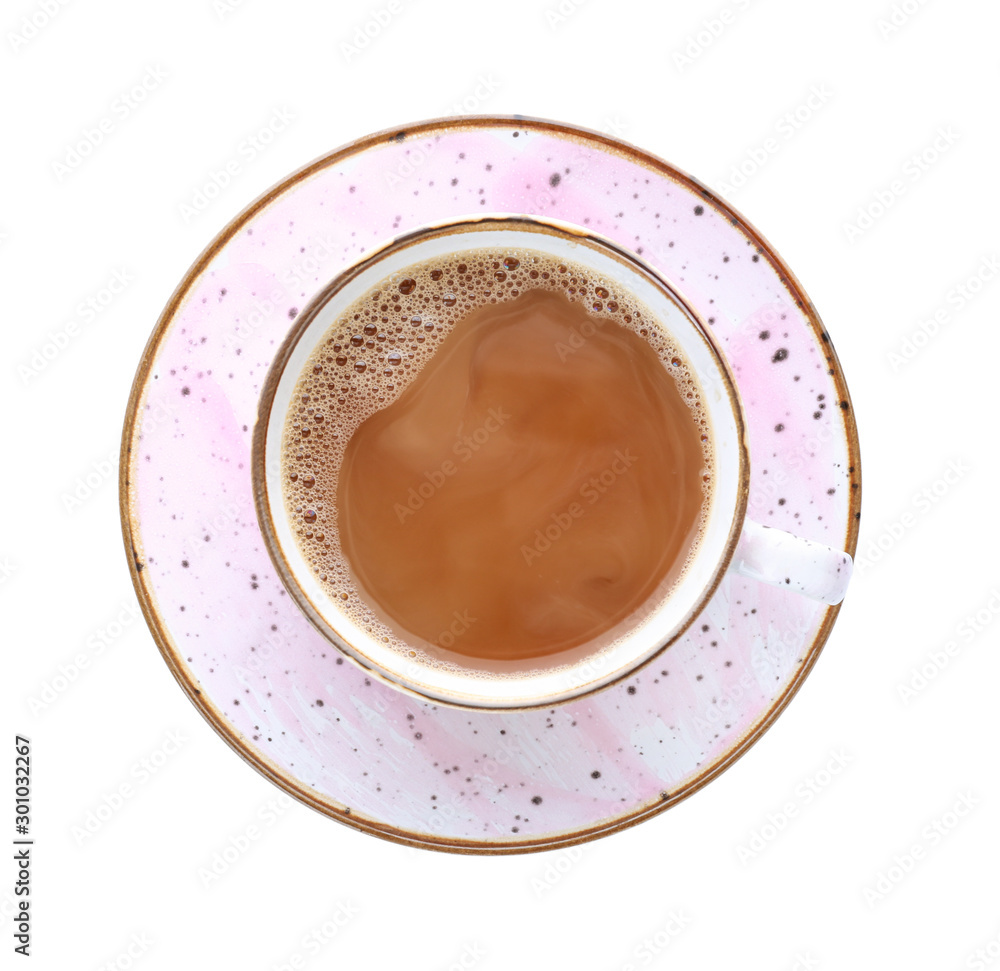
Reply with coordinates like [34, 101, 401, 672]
[731, 519, 853, 605]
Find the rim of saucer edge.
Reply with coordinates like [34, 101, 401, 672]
[118, 113, 862, 855]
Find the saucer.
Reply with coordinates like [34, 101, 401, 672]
[120, 116, 860, 853]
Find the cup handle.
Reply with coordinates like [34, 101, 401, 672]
[731, 519, 853, 605]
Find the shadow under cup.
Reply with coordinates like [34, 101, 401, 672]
[253, 215, 748, 710]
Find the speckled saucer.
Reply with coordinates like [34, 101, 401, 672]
[120, 116, 860, 854]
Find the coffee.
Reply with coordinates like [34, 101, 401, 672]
[280, 247, 713, 670]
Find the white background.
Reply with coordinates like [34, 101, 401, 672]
[3, 0, 999, 968]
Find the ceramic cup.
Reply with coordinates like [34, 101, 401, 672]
[253, 215, 852, 710]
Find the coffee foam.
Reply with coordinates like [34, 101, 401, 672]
[280, 245, 714, 680]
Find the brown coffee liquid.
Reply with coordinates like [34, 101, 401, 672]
[282, 247, 712, 669]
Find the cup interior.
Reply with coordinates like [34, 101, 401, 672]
[253, 215, 748, 709]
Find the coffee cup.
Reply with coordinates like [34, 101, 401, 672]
[253, 215, 852, 710]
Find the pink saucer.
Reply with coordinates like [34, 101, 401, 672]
[121, 116, 860, 853]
